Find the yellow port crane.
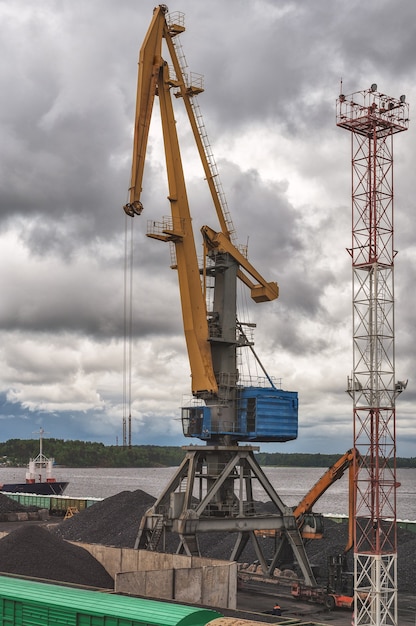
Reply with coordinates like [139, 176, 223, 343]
[125, 7, 317, 587]
[124, 4, 297, 446]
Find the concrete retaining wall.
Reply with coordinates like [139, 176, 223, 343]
[75, 542, 237, 609]
[0, 509, 49, 523]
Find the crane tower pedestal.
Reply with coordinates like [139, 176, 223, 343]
[135, 445, 317, 586]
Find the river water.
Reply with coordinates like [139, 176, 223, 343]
[2, 465, 414, 521]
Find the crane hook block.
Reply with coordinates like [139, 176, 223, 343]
[123, 201, 144, 217]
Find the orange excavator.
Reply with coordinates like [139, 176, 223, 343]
[243, 450, 357, 609]
[256, 448, 356, 550]
[289, 448, 358, 611]
[294, 447, 356, 550]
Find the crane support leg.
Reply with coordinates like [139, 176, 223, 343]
[135, 445, 317, 587]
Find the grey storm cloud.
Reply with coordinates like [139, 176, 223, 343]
[0, 0, 415, 456]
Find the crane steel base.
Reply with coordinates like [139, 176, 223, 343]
[135, 445, 316, 586]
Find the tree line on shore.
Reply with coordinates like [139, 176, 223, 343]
[0, 438, 415, 468]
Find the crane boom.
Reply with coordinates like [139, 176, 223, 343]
[156, 60, 218, 394]
[125, 5, 217, 395]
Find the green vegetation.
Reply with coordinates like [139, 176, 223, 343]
[256, 451, 416, 468]
[0, 439, 185, 468]
[0, 439, 415, 468]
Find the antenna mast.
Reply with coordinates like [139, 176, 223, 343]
[337, 85, 409, 626]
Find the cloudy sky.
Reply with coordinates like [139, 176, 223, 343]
[0, 0, 415, 457]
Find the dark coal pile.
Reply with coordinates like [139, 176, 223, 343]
[0, 492, 39, 513]
[51, 490, 416, 593]
[0, 525, 114, 588]
[305, 518, 352, 573]
[52, 490, 156, 547]
[51, 490, 272, 556]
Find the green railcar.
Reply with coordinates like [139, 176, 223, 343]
[0, 575, 221, 626]
[3, 493, 50, 510]
[3, 492, 101, 515]
[50, 496, 90, 514]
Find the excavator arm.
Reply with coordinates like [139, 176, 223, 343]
[257, 449, 357, 552]
[293, 448, 357, 518]
[294, 448, 357, 551]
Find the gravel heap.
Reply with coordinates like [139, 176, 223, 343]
[0, 524, 114, 588]
[50, 489, 416, 593]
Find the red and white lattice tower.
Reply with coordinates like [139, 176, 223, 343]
[336, 85, 409, 626]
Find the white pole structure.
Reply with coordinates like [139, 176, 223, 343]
[336, 85, 409, 626]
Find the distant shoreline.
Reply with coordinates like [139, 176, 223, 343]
[1, 439, 415, 468]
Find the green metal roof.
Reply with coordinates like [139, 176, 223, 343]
[0, 575, 221, 626]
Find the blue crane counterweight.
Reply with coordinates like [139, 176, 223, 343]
[182, 387, 298, 442]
